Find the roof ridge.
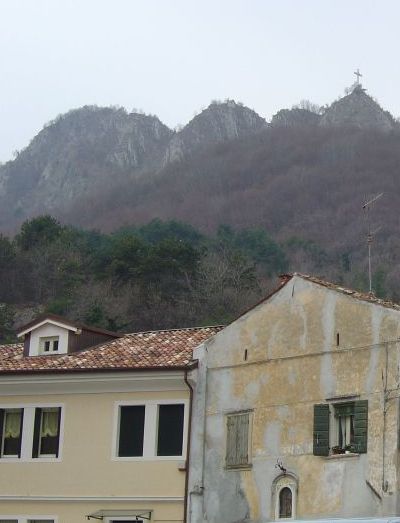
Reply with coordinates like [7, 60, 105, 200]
[124, 325, 225, 336]
[292, 273, 400, 311]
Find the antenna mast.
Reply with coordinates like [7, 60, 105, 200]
[362, 192, 383, 294]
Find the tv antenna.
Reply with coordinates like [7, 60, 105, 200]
[362, 192, 383, 295]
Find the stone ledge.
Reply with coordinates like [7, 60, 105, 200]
[325, 452, 360, 460]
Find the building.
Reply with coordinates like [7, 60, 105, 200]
[188, 273, 400, 523]
[0, 313, 221, 523]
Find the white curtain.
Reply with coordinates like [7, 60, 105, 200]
[41, 410, 58, 437]
[340, 416, 346, 445]
[4, 412, 21, 439]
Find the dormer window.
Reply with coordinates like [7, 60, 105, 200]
[39, 336, 60, 354]
[17, 313, 121, 357]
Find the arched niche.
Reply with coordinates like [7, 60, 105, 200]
[272, 472, 298, 520]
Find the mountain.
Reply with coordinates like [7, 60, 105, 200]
[0, 101, 267, 231]
[0, 85, 398, 241]
[271, 107, 320, 127]
[320, 84, 395, 131]
[0, 106, 172, 225]
[164, 100, 266, 162]
[2, 85, 400, 321]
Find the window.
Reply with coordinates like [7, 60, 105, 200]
[0, 409, 23, 458]
[116, 401, 186, 459]
[273, 474, 298, 520]
[0, 405, 62, 461]
[118, 406, 145, 457]
[39, 336, 59, 354]
[334, 403, 355, 451]
[225, 411, 251, 469]
[33, 408, 61, 458]
[279, 487, 292, 518]
[157, 404, 184, 456]
[313, 400, 368, 456]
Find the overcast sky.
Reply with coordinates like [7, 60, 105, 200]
[0, 0, 399, 162]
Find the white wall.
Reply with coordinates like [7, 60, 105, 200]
[29, 324, 69, 356]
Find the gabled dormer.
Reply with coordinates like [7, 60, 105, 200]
[17, 314, 121, 357]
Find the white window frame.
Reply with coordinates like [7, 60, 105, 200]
[0, 403, 64, 463]
[112, 398, 189, 461]
[1, 408, 23, 458]
[0, 516, 57, 523]
[37, 407, 61, 458]
[39, 336, 60, 354]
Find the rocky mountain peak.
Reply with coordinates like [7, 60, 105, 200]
[271, 107, 320, 128]
[164, 100, 267, 163]
[319, 85, 395, 131]
[0, 106, 173, 222]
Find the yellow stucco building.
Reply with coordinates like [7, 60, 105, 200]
[188, 273, 400, 523]
[0, 314, 220, 523]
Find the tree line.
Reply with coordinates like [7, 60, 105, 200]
[0, 215, 391, 344]
[0, 216, 289, 342]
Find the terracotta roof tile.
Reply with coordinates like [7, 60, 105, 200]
[0, 326, 223, 374]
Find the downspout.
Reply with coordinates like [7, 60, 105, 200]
[184, 367, 194, 523]
[382, 342, 389, 492]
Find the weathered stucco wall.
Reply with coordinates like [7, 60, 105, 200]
[189, 276, 400, 523]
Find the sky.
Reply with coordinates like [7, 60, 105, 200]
[0, 0, 400, 162]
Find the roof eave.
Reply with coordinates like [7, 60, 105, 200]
[0, 364, 197, 376]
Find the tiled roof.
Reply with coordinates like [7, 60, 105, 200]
[17, 313, 122, 338]
[0, 326, 223, 374]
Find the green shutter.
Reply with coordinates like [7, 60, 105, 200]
[353, 400, 368, 453]
[313, 404, 330, 456]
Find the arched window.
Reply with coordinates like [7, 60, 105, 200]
[272, 473, 298, 520]
[279, 487, 292, 518]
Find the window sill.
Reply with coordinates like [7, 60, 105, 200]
[325, 452, 360, 460]
[112, 456, 186, 462]
[0, 457, 62, 463]
[225, 463, 253, 471]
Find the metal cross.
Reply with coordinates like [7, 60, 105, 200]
[354, 68, 362, 84]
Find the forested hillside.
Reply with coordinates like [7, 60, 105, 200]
[0, 213, 392, 343]
[1, 86, 400, 340]
[0, 216, 286, 341]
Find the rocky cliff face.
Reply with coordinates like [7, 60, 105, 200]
[0, 88, 397, 232]
[0, 106, 173, 222]
[164, 100, 267, 163]
[0, 101, 267, 230]
[320, 85, 395, 131]
[271, 108, 320, 127]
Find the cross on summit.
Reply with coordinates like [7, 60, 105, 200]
[354, 68, 362, 85]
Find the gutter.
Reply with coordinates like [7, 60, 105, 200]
[0, 364, 198, 376]
[183, 368, 194, 523]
